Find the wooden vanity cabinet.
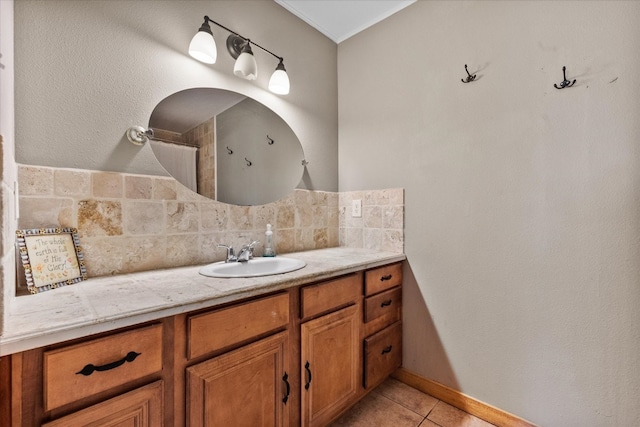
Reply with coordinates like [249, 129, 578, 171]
[362, 263, 403, 390]
[8, 320, 172, 427]
[6, 261, 404, 427]
[184, 292, 291, 427]
[300, 273, 362, 427]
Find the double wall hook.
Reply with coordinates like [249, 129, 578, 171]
[461, 64, 476, 83]
[554, 66, 576, 89]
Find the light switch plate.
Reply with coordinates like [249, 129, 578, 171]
[351, 199, 362, 217]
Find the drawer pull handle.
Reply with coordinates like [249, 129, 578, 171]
[282, 372, 290, 404]
[381, 345, 393, 355]
[380, 274, 393, 281]
[304, 361, 312, 390]
[381, 299, 393, 307]
[76, 351, 141, 376]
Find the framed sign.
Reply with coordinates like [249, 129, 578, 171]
[16, 227, 87, 294]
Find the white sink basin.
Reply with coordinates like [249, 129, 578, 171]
[199, 257, 306, 278]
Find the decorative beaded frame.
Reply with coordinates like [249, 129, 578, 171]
[16, 227, 87, 294]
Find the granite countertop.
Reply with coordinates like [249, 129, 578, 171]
[0, 247, 405, 356]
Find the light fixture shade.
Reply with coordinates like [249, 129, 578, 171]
[269, 60, 290, 95]
[189, 25, 217, 64]
[233, 42, 258, 80]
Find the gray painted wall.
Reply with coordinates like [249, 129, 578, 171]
[339, 1, 640, 425]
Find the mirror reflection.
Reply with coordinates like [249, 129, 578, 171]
[149, 88, 305, 206]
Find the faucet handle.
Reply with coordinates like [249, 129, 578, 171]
[217, 244, 236, 262]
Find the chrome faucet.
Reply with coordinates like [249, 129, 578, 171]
[236, 241, 260, 262]
[217, 241, 260, 263]
[217, 244, 237, 263]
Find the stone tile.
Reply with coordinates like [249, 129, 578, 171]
[382, 229, 404, 253]
[165, 234, 200, 268]
[375, 378, 438, 417]
[313, 228, 329, 249]
[252, 205, 276, 231]
[18, 165, 53, 195]
[123, 201, 164, 235]
[295, 228, 314, 251]
[77, 200, 123, 237]
[201, 202, 229, 231]
[152, 177, 177, 200]
[277, 205, 295, 229]
[92, 172, 123, 198]
[329, 391, 424, 427]
[427, 402, 496, 427]
[384, 205, 404, 229]
[275, 228, 295, 254]
[124, 175, 153, 199]
[344, 227, 363, 248]
[165, 202, 199, 233]
[80, 236, 166, 276]
[363, 228, 383, 251]
[312, 205, 328, 227]
[54, 169, 91, 197]
[18, 197, 74, 229]
[364, 205, 382, 228]
[228, 205, 252, 231]
[419, 420, 441, 427]
[296, 204, 313, 228]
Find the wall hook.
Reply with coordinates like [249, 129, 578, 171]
[554, 66, 576, 89]
[226, 146, 233, 154]
[267, 135, 275, 145]
[301, 159, 309, 166]
[245, 157, 252, 166]
[461, 64, 476, 83]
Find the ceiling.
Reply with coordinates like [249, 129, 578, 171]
[275, 0, 416, 44]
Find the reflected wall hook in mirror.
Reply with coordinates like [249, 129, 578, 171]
[554, 66, 576, 89]
[245, 157, 252, 166]
[226, 146, 233, 154]
[461, 64, 476, 83]
[267, 135, 274, 145]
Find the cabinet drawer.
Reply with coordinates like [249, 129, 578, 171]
[364, 287, 402, 324]
[43, 323, 163, 411]
[364, 263, 402, 296]
[188, 292, 289, 360]
[43, 381, 163, 427]
[300, 273, 361, 319]
[363, 322, 402, 388]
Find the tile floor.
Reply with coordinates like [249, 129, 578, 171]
[329, 378, 496, 427]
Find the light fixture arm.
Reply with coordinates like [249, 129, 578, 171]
[202, 15, 283, 62]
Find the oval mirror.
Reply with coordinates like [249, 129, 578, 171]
[148, 88, 305, 206]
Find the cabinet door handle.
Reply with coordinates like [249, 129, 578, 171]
[380, 299, 393, 307]
[381, 345, 393, 355]
[76, 351, 141, 376]
[282, 372, 290, 404]
[380, 274, 393, 281]
[304, 361, 312, 390]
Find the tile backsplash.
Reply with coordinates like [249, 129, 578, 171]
[17, 165, 403, 287]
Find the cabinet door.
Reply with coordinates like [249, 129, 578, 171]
[301, 304, 359, 427]
[42, 381, 163, 427]
[186, 331, 289, 427]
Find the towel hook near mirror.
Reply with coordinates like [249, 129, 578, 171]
[461, 64, 476, 83]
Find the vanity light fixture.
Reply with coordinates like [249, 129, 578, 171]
[189, 16, 290, 95]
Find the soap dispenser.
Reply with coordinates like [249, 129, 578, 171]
[263, 224, 276, 257]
